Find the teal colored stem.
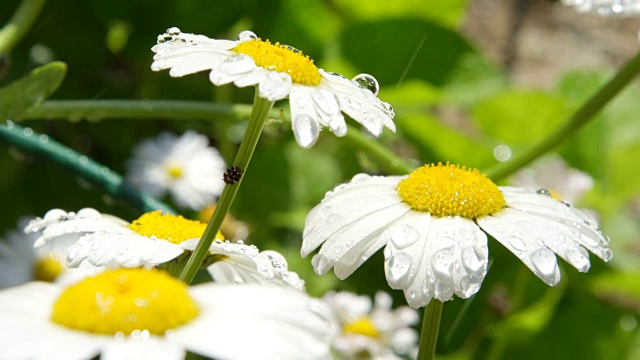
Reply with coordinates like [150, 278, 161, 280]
[418, 300, 443, 360]
[179, 92, 274, 284]
[485, 48, 640, 182]
[19, 100, 257, 122]
[0, 121, 175, 214]
[344, 124, 414, 175]
[0, 0, 47, 55]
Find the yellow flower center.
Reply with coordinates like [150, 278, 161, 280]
[343, 317, 380, 338]
[129, 211, 223, 245]
[166, 164, 183, 179]
[34, 256, 63, 282]
[51, 268, 198, 335]
[233, 39, 322, 86]
[397, 163, 505, 219]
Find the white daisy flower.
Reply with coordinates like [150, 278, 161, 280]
[126, 131, 227, 211]
[151, 27, 396, 148]
[562, 0, 640, 16]
[302, 163, 613, 308]
[324, 291, 419, 360]
[510, 155, 594, 204]
[0, 268, 335, 360]
[26, 208, 305, 290]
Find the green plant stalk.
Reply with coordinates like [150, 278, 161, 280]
[485, 48, 640, 182]
[0, 0, 47, 55]
[344, 124, 414, 175]
[418, 300, 443, 360]
[179, 92, 274, 284]
[0, 121, 175, 214]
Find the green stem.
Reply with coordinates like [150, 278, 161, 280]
[417, 300, 443, 360]
[485, 48, 640, 182]
[0, 121, 175, 214]
[179, 92, 274, 284]
[344, 124, 413, 175]
[0, 0, 46, 55]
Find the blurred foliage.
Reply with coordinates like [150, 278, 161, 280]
[1, 0, 640, 359]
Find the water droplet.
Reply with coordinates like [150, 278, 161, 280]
[326, 71, 348, 80]
[281, 44, 301, 53]
[431, 248, 455, 277]
[386, 252, 413, 285]
[493, 144, 512, 162]
[390, 225, 420, 249]
[566, 247, 590, 272]
[561, 200, 572, 208]
[292, 115, 319, 148]
[530, 248, 559, 285]
[382, 102, 395, 118]
[459, 274, 482, 298]
[78, 208, 100, 219]
[507, 232, 527, 252]
[22, 128, 33, 137]
[44, 209, 67, 221]
[536, 189, 551, 197]
[167, 27, 181, 35]
[461, 246, 486, 274]
[433, 279, 453, 301]
[345, 99, 361, 111]
[351, 173, 371, 183]
[352, 74, 380, 96]
[238, 30, 257, 41]
[318, 206, 332, 220]
[602, 248, 613, 262]
[38, 135, 48, 143]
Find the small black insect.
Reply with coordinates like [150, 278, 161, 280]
[223, 166, 244, 185]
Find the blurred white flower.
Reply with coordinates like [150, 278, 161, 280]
[126, 131, 226, 211]
[302, 163, 612, 308]
[0, 268, 335, 360]
[562, 0, 640, 16]
[151, 28, 395, 148]
[324, 291, 419, 359]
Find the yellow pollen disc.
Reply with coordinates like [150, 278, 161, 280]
[343, 317, 380, 338]
[233, 39, 322, 86]
[129, 211, 223, 245]
[166, 164, 183, 179]
[51, 268, 199, 335]
[396, 163, 505, 219]
[34, 256, 63, 282]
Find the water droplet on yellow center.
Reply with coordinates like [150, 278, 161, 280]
[233, 38, 322, 86]
[396, 163, 505, 219]
[34, 256, 63, 282]
[129, 211, 223, 245]
[343, 317, 380, 338]
[51, 268, 198, 335]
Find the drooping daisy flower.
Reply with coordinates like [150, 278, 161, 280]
[561, 0, 640, 16]
[0, 217, 105, 289]
[26, 208, 304, 290]
[151, 27, 396, 148]
[0, 268, 335, 360]
[126, 131, 227, 211]
[302, 163, 612, 308]
[324, 291, 419, 360]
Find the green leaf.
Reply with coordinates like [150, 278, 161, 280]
[0, 61, 67, 119]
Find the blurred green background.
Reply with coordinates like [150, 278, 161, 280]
[2, 0, 640, 359]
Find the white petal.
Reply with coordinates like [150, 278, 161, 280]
[258, 71, 292, 101]
[383, 215, 488, 308]
[66, 233, 184, 268]
[289, 86, 323, 148]
[302, 175, 404, 257]
[478, 208, 562, 286]
[501, 187, 612, 261]
[101, 337, 185, 360]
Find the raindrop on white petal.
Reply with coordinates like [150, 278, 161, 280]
[530, 248, 559, 284]
[461, 246, 486, 274]
[566, 247, 590, 272]
[433, 280, 453, 301]
[352, 74, 380, 96]
[459, 274, 483, 298]
[77, 208, 101, 219]
[167, 27, 181, 35]
[351, 173, 371, 183]
[293, 115, 319, 148]
[238, 31, 257, 41]
[506, 232, 528, 252]
[390, 225, 420, 249]
[536, 189, 551, 197]
[345, 99, 361, 111]
[386, 252, 413, 285]
[43, 209, 67, 221]
[602, 248, 613, 261]
[431, 248, 455, 278]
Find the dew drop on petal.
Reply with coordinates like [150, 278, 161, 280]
[390, 225, 420, 249]
[167, 27, 181, 35]
[461, 246, 486, 274]
[431, 248, 455, 278]
[529, 248, 559, 285]
[43, 209, 67, 221]
[352, 74, 380, 96]
[351, 173, 371, 183]
[459, 274, 482, 298]
[293, 115, 319, 148]
[536, 189, 551, 197]
[386, 252, 413, 285]
[566, 247, 590, 272]
[77, 208, 101, 219]
[506, 232, 528, 252]
[602, 248, 613, 262]
[238, 30, 257, 41]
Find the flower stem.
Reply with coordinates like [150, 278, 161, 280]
[417, 300, 443, 360]
[0, 121, 175, 214]
[485, 48, 640, 182]
[0, 0, 46, 55]
[179, 92, 274, 284]
[344, 124, 414, 175]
